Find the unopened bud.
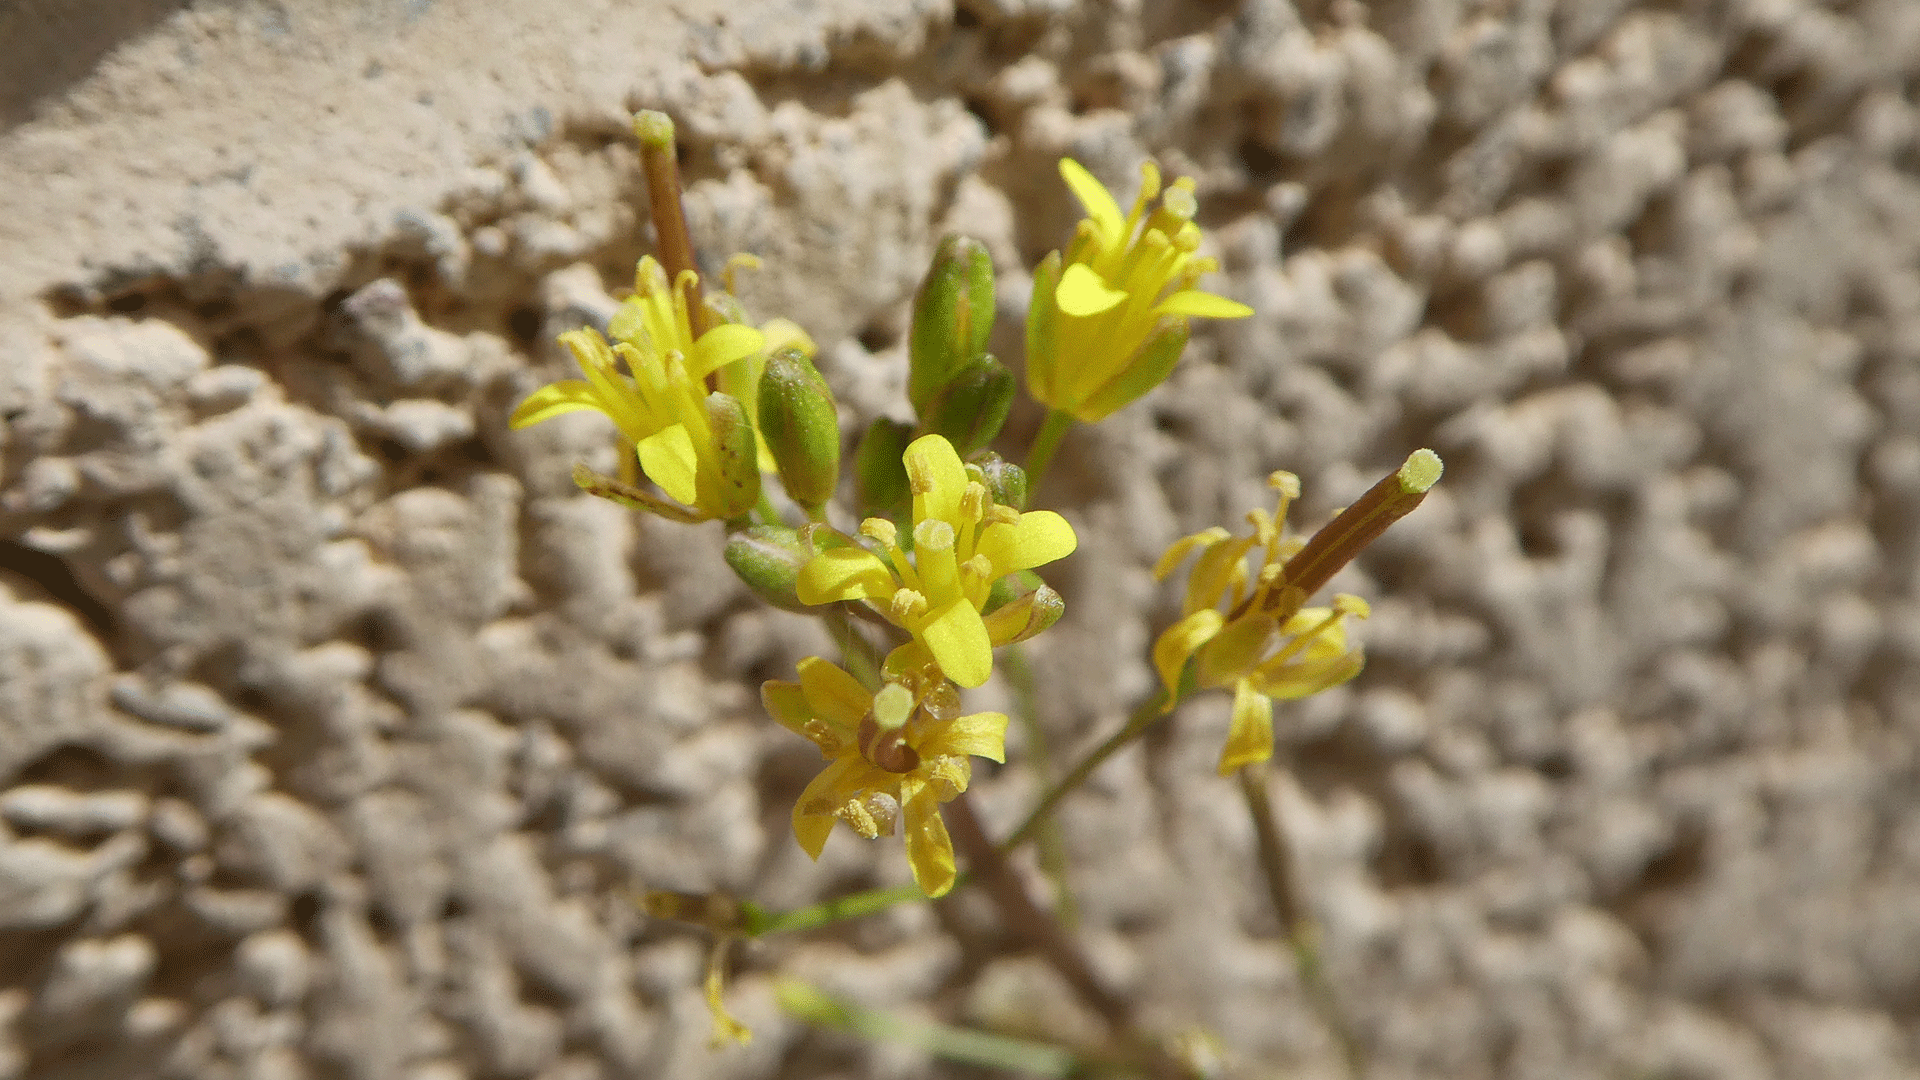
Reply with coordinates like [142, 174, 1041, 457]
[971, 453, 1028, 511]
[982, 583, 1065, 646]
[724, 525, 813, 612]
[908, 235, 996, 414]
[919, 354, 1014, 457]
[854, 417, 915, 518]
[757, 346, 842, 510]
[703, 391, 763, 520]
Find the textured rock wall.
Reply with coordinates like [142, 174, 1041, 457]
[3, 0, 1919, 1077]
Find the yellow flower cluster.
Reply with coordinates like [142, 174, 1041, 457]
[763, 648, 1009, 897]
[509, 256, 766, 521]
[797, 434, 1077, 689]
[1027, 159, 1253, 423]
[1152, 472, 1371, 775]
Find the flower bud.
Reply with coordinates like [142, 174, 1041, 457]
[982, 582, 1065, 646]
[757, 346, 842, 510]
[908, 235, 996, 415]
[853, 417, 915, 519]
[971, 453, 1028, 511]
[702, 391, 762, 520]
[918, 354, 1014, 457]
[724, 525, 814, 612]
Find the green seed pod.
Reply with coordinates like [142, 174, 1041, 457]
[724, 525, 814, 612]
[1077, 317, 1190, 423]
[757, 346, 842, 510]
[701, 391, 762, 521]
[982, 582, 1065, 646]
[919, 354, 1014, 457]
[908, 235, 996, 415]
[853, 417, 916, 519]
[971, 452, 1028, 512]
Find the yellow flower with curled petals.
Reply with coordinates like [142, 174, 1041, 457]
[509, 255, 766, 520]
[1152, 472, 1370, 775]
[1027, 158, 1253, 424]
[795, 434, 1077, 689]
[763, 650, 1008, 897]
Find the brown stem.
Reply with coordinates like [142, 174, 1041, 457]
[944, 794, 1131, 1030]
[632, 110, 711, 338]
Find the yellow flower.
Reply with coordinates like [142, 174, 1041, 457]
[509, 256, 766, 520]
[1151, 472, 1370, 775]
[763, 650, 1009, 897]
[795, 434, 1077, 689]
[1027, 158, 1254, 423]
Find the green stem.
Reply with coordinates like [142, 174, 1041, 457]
[1238, 766, 1367, 1079]
[743, 881, 946, 937]
[1000, 687, 1171, 854]
[823, 605, 885, 691]
[1023, 409, 1074, 492]
[778, 979, 1097, 1077]
[1002, 645, 1076, 925]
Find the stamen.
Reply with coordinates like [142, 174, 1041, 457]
[913, 519, 955, 552]
[889, 588, 929, 625]
[860, 517, 898, 548]
[960, 482, 990, 523]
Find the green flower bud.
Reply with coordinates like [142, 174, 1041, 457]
[701, 391, 762, 521]
[908, 234, 995, 415]
[853, 417, 915, 519]
[918, 354, 1014, 457]
[724, 525, 814, 612]
[982, 582, 1065, 646]
[970, 452, 1028, 512]
[1076, 317, 1189, 423]
[757, 346, 842, 510]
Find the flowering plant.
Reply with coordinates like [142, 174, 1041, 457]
[510, 112, 1440, 1070]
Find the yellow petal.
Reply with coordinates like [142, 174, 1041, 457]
[1253, 647, 1366, 701]
[1155, 289, 1253, 320]
[796, 547, 896, 605]
[796, 656, 872, 733]
[703, 939, 753, 1047]
[973, 511, 1078, 574]
[690, 323, 767, 380]
[792, 754, 866, 859]
[759, 317, 817, 357]
[903, 434, 968, 527]
[1152, 608, 1224, 705]
[1055, 262, 1129, 317]
[1152, 526, 1232, 581]
[509, 380, 603, 429]
[926, 712, 1009, 763]
[920, 599, 993, 689]
[637, 423, 700, 506]
[901, 788, 957, 898]
[1195, 612, 1275, 690]
[760, 680, 814, 740]
[1218, 680, 1274, 775]
[1058, 158, 1125, 249]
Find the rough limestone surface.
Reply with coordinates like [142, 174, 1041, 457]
[3, 0, 1919, 1077]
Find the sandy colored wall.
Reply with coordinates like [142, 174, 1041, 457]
[3, 0, 1919, 1077]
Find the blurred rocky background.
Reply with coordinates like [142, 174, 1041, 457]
[3, 0, 1919, 1077]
